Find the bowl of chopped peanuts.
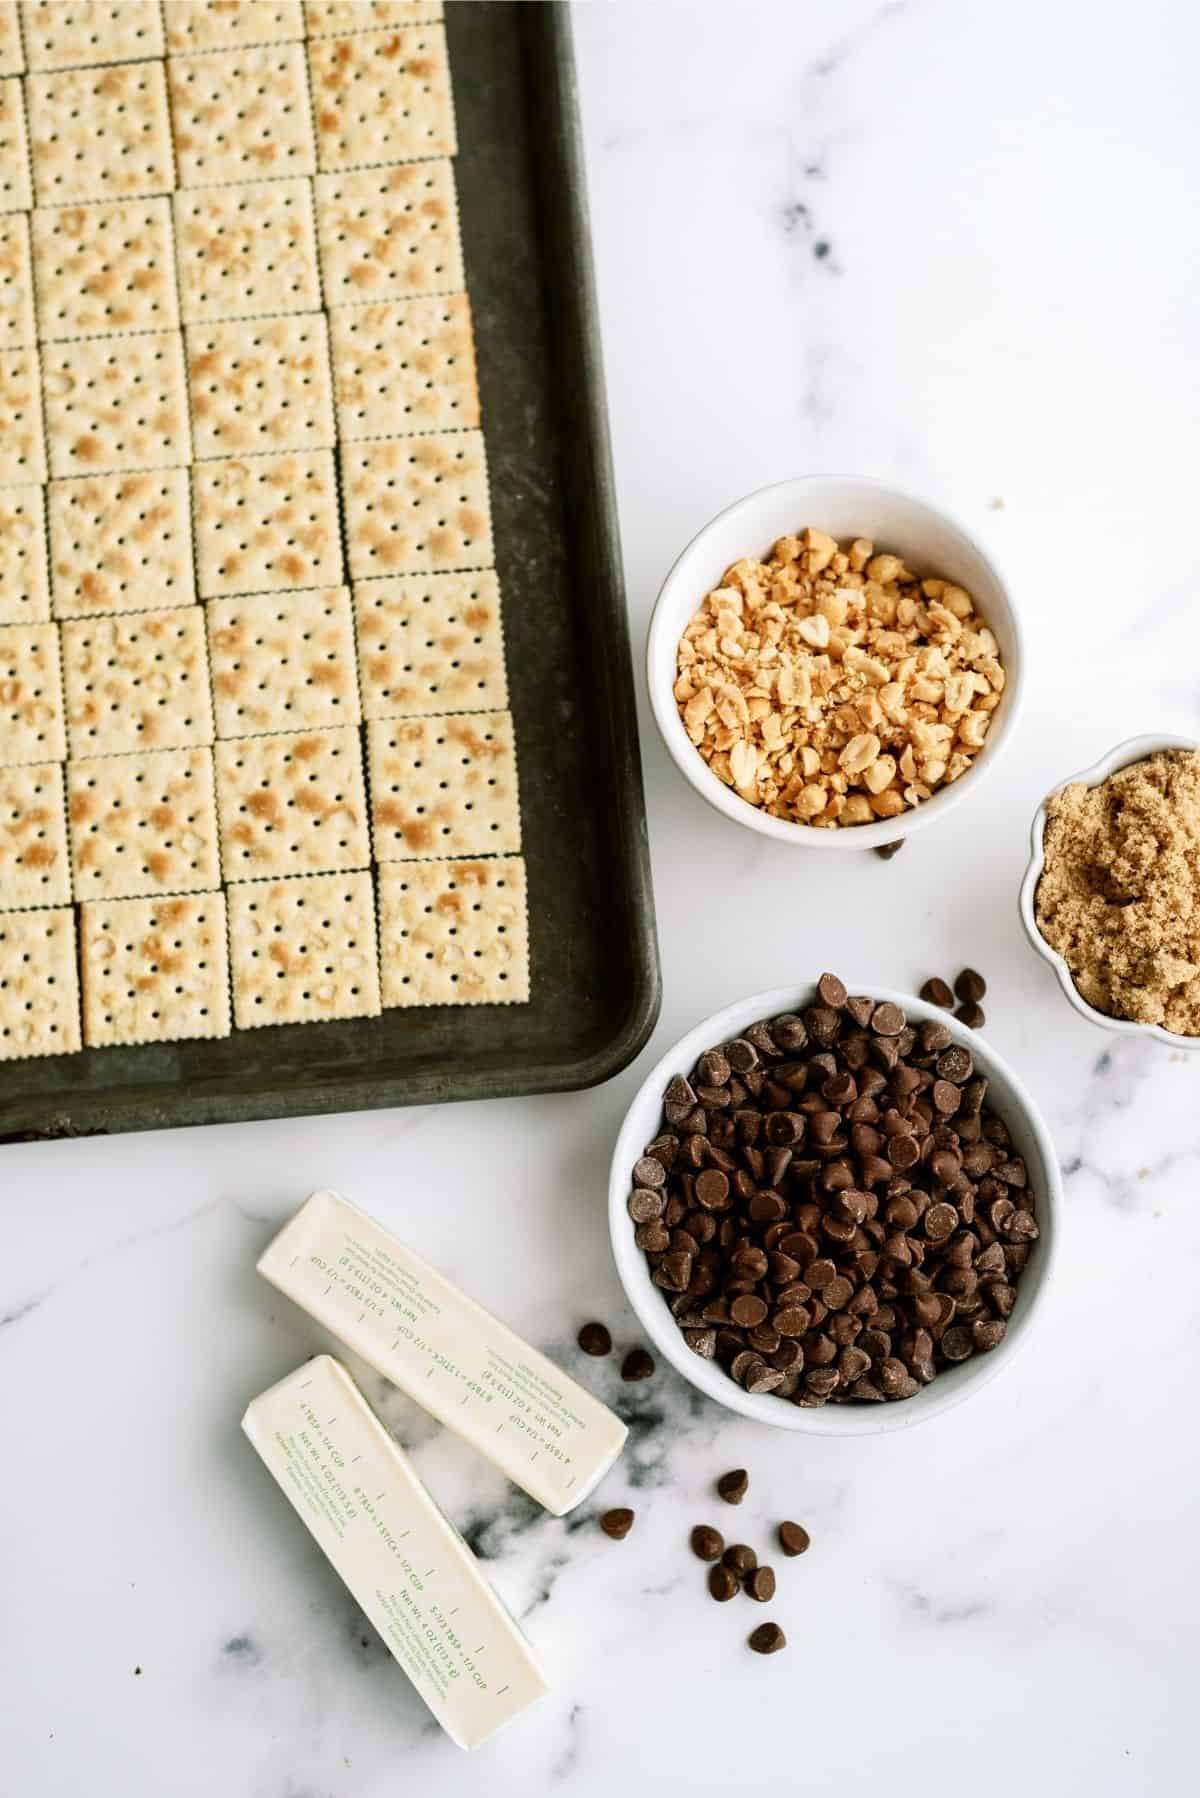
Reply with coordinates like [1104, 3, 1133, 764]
[647, 475, 1022, 848]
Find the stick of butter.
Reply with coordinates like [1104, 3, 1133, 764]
[257, 1190, 627, 1516]
[242, 1355, 549, 1750]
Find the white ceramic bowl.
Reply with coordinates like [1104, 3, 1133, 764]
[647, 475, 1023, 849]
[1020, 732, 1200, 1050]
[608, 984, 1060, 1434]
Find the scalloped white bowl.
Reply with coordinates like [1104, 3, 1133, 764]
[1019, 733, 1200, 1051]
[646, 475, 1023, 850]
[608, 984, 1061, 1434]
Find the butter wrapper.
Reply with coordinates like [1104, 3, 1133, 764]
[243, 1355, 549, 1750]
[257, 1189, 626, 1515]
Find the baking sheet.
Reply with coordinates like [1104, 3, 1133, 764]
[0, 1, 660, 1141]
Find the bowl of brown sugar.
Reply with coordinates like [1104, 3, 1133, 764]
[647, 476, 1023, 849]
[1022, 733, 1200, 1046]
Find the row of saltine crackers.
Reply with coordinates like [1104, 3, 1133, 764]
[1, 580, 513, 883]
[0, 1, 528, 1059]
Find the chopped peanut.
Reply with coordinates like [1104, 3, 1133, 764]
[674, 527, 1003, 828]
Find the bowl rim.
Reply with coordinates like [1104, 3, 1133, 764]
[646, 472, 1024, 851]
[1019, 732, 1200, 1051]
[608, 982, 1061, 1434]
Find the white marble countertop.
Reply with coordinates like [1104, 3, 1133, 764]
[4, 2, 1199, 1792]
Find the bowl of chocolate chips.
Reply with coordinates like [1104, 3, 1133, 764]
[608, 976, 1060, 1433]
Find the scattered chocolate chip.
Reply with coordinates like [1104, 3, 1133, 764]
[956, 1001, 986, 1030]
[621, 1347, 655, 1382]
[717, 1468, 749, 1505]
[748, 1621, 787, 1653]
[873, 841, 905, 861]
[708, 1563, 739, 1602]
[778, 1520, 810, 1556]
[691, 1524, 724, 1561]
[920, 977, 955, 1008]
[723, 1543, 757, 1576]
[746, 1565, 776, 1602]
[600, 1507, 634, 1539]
[955, 968, 987, 1004]
[577, 1321, 612, 1357]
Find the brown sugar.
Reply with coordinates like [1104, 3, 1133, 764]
[1036, 749, 1200, 1034]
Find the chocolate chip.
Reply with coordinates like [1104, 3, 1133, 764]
[748, 1621, 787, 1653]
[817, 972, 848, 1008]
[773, 1013, 809, 1052]
[888, 1133, 920, 1171]
[691, 1524, 724, 1561]
[941, 1326, 973, 1361]
[708, 1564, 739, 1602]
[725, 1037, 760, 1073]
[871, 1001, 905, 1037]
[730, 1293, 769, 1329]
[694, 1167, 731, 1211]
[748, 1323, 782, 1355]
[697, 1048, 732, 1089]
[777, 1520, 810, 1556]
[746, 1363, 784, 1394]
[633, 1155, 667, 1190]
[577, 1321, 612, 1356]
[956, 1001, 986, 1030]
[924, 1202, 958, 1242]
[920, 977, 954, 1008]
[773, 1306, 810, 1338]
[655, 1250, 692, 1291]
[955, 968, 987, 1003]
[931, 1079, 961, 1117]
[746, 1565, 776, 1602]
[717, 1468, 749, 1504]
[600, 1507, 634, 1539]
[936, 1044, 974, 1083]
[621, 1347, 655, 1382]
[635, 1220, 670, 1252]
[663, 1074, 697, 1124]
[723, 1543, 757, 1576]
[627, 1187, 666, 1223]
